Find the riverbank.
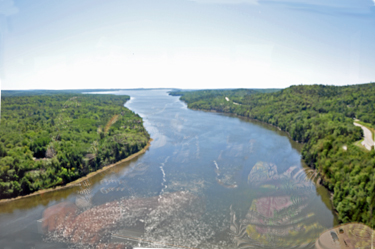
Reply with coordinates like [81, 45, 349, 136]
[190, 107, 295, 141]
[0, 138, 152, 204]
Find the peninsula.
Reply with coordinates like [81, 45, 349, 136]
[0, 91, 150, 200]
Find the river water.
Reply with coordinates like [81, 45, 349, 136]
[0, 90, 337, 249]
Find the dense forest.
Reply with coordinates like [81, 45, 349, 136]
[0, 93, 150, 199]
[170, 83, 375, 227]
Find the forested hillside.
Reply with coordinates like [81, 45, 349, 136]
[0, 94, 150, 199]
[170, 83, 375, 226]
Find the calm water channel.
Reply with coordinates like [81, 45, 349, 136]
[0, 90, 337, 249]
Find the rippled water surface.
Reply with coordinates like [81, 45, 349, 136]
[0, 90, 337, 248]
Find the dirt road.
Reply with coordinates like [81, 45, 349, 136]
[354, 122, 374, 150]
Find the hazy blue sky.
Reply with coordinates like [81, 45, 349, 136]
[0, 0, 374, 90]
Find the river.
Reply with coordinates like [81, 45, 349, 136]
[0, 90, 337, 249]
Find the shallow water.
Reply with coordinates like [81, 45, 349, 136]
[0, 90, 337, 248]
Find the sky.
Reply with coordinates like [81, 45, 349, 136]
[0, 0, 374, 90]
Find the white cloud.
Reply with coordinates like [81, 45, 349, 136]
[189, 0, 258, 5]
[0, 0, 18, 16]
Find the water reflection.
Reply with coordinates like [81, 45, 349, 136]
[41, 161, 326, 249]
[214, 160, 238, 189]
[43, 191, 205, 248]
[231, 161, 323, 248]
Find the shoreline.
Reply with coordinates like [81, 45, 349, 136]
[190, 107, 295, 141]
[0, 138, 153, 204]
[189, 106, 336, 201]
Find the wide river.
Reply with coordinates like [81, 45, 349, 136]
[0, 90, 337, 249]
